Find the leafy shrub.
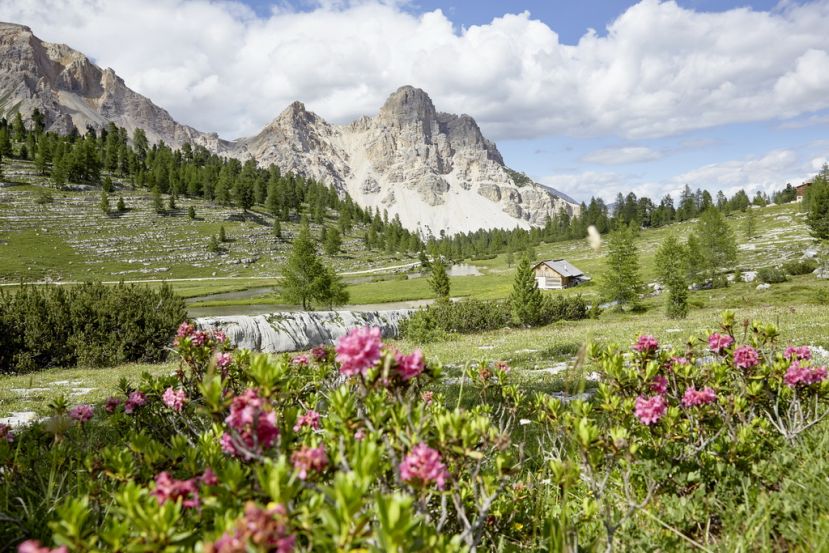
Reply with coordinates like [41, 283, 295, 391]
[758, 266, 789, 283]
[782, 259, 818, 276]
[0, 282, 185, 373]
[4, 312, 829, 551]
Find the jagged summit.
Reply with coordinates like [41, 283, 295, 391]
[0, 23, 578, 234]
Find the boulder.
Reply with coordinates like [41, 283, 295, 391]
[756, 283, 771, 290]
[742, 271, 757, 283]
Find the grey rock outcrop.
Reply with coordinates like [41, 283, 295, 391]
[195, 309, 412, 353]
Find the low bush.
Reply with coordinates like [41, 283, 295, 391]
[758, 266, 789, 284]
[3, 312, 829, 550]
[782, 258, 818, 276]
[0, 282, 186, 373]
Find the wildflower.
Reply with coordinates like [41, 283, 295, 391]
[291, 445, 328, 480]
[293, 410, 321, 432]
[395, 349, 425, 381]
[670, 356, 690, 368]
[649, 375, 668, 395]
[681, 386, 717, 408]
[17, 540, 68, 553]
[634, 395, 667, 425]
[0, 423, 13, 443]
[311, 346, 328, 362]
[151, 471, 200, 509]
[354, 429, 366, 441]
[784, 362, 828, 388]
[124, 391, 146, 414]
[174, 322, 195, 345]
[191, 330, 209, 347]
[335, 327, 383, 376]
[399, 443, 449, 490]
[633, 335, 659, 353]
[733, 345, 760, 370]
[104, 396, 122, 414]
[215, 352, 233, 370]
[421, 391, 434, 405]
[68, 404, 93, 423]
[291, 354, 309, 366]
[708, 332, 734, 354]
[784, 346, 811, 361]
[207, 502, 295, 553]
[495, 360, 511, 373]
[200, 468, 219, 486]
[214, 330, 227, 343]
[221, 389, 279, 460]
[162, 387, 187, 412]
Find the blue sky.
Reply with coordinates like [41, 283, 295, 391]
[3, 0, 828, 202]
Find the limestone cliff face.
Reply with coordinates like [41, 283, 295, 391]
[0, 22, 224, 150]
[233, 86, 580, 235]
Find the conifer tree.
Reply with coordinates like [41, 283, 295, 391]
[428, 259, 451, 302]
[103, 175, 113, 193]
[281, 220, 324, 310]
[0, 152, 3, 181]
[219, 225, 227, 243]
[743, 207, 756, 239]
[117, 196, 126, 213]
[601, 224, 643, 310]
[273, 219, 282, 239]
[188, 206, 196, 219]
[168, 193, 177, 211]
[510, 254, 544, 325]
[324, 227, 342, 255]
[152, 186, 164, 214]
[208, 235, 220, 253]
[99, 188, 110, 215]
[694, 208, 737, 286]
[655, 233, 689, 319]
[806, 173, 829, 240]
[315, 265, 349, 309]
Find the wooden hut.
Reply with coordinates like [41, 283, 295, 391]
[531, 259, 589, 290]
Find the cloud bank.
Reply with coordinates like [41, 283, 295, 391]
[2, 0, 829, 142]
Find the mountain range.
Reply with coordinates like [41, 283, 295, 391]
[0, 21, 579, 235]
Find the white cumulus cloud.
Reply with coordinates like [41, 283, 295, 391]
[2, 0, 829, 144]
[582, 146, 662, 165]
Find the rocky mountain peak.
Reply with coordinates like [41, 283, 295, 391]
[379, 85, 438, 127]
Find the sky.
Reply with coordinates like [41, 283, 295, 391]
[1, 0, 829, 203]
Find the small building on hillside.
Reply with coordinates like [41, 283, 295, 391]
[532, 259, 589, 290]
[796, 179, 813, 202]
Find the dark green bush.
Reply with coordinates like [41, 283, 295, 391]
[0, 282, 186, 373]
[758, 267, 788, 284]
[782, 259, 818, 276]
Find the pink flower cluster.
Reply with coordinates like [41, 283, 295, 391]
[784, 346, 811, 361]
[395, 349, 425, 381]
[421, 391, 434, 405]
[105, 397, 122, 413]
[291, 354, 309, 366]
[0, 423, 13, 443]
[634, 395, 667, 425]
[215, 352, 233, 370]
[151, 471, 201, 509]
[124, 391, 146, 414]
[649, 375, 668, 394]
[335, 327, 382, 376]
[399, 443, 449, 490]
[293, 410, 321, 432]
[174, 321, 195, 345]
[291, 445, 328, 480]
[784, 363, 828, 388]
[733, 345, 760, 370]
[681, 386, 717, 408]
[708, 332, 734, 354]
[633, 335, 659, 353]
[495, 361, 511, 373]
[311, 346, 329, 362]
[68, 404, 93, 423]
[17, 541, 68, 553]
[221, 389, 279, 460]
[162, 387, 188, 412]
[208, 502, 295, 553]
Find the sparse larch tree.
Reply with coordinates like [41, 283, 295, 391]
[655, 232, 689, 319]
[694, 208, 737, 286]
[281, 220, 324, 310]
[510, 254, 544, 325]
[601, 224, 643, 310]
[428, 258, 450, 302]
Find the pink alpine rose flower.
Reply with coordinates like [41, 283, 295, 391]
[311, 345, 328, 362]
[649, 375, 668, 395]
[68, 404, 93, 423]
[733, 345, 760, 370]
[399, 443, 450, 490]
[784, 363, 828, 387]
[215, 352, 233, 370]
[0, 423, 14, 443]
[634, 395, 667, 425]
[151, 471, 200, 509]
[162, 387, 188, 412]
[708, 332, 734, 354]
[124, 391, 146, 414]
[291, 354, 309, 366]
[681, 386, 717, 408]
[209, 503, 295, 553]
[293, 409, 321, 432]
[104, 396, 122, 414]
[221, 388, 280, 460]
[17, 540, 68, 553]
[784, 346, 811, 361]
[421, 391, 434, 405]
[291, 445, 328, 480]
[495, 360, 511, 373]
[200, 468, 219, 486]
[633, 335, 659, 353]
[395, 349, 425, 381]
[335, 327, 383, 376]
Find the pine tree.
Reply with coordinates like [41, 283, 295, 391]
[418, 250, 431, 269]
[324, 227, 342, 255]
[188, 206, 196, 219]
[0, 152, 3, 181]
[743, 207, 756, 239]
[273, 219, 282, 239]
[655, 233, 689, 319]
[428, 259, 451, 302]
[505, 250, 514, 268]
[510, 254, 544, 325]
[219, 225, 227, 242]
[168, 193, 177, 211]
[601, 224, 643, 310]
[695, 208, 737, 286]
[99, 188, 110, 215]
[103, 175, 113, 193]
[208, 235, 220, 253]
[117, 196, 126, 212]
[152, 186, 164, 214]
[281, 221, 324, 310]
[315, 265, 350, 309]
[806, 174, 829, 240]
